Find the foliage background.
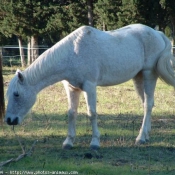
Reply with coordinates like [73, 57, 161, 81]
[0, 0, 175, 47]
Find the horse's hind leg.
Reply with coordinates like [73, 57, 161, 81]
[135, 70, 158, 144]
[133, 71, 144, 104]
[62, 82, 81, 149]
[133, 72, 147, 143]
[83, 81, 100, 150]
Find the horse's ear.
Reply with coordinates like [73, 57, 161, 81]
[16, 69, 24, 83]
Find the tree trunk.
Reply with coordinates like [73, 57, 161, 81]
[102, 21, 107, 31]
[18, 37, 26, 67]
[27, 37, 32, 65]
[31, 35, 39, 63]
[87, 0, 93, 27]
[0, 54, 4, 125]
[171, 24, 175, 55]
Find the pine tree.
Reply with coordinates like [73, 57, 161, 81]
[117, 0, 137, 27]
[94, 0, 122, 30]
[134, 0, 166, 29]
[0, 0, 29, 67]
[63, 0, 89, 32]
[161, 0, 175, 44]
[0, 0, 70, 65]
[26, 0, 62, 64]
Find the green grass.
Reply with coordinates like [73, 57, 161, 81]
[1, 67, 175, 174]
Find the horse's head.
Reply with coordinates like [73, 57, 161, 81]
[5, 70, 37, 125]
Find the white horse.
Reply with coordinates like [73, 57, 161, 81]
[5, 24, 175, 149]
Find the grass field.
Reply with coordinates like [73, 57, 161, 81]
[1, 67, 175, 175]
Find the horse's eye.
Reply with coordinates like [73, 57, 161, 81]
[13, 92, 19, 97]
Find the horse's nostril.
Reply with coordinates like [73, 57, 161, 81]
[7, 117, 11, 125]
[13, 117, 18, 125]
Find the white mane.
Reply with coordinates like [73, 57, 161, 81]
[24, 38, 70, 85]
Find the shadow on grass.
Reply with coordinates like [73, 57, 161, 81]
[1, 112, 175, 174]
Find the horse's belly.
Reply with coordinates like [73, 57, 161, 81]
[97, 76, 133, 86]
[97, 64, 142, 86]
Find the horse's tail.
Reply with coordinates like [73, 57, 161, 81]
[0, 55, 5, 125]
[156, 32, 175, 86]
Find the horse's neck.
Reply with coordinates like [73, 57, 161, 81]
[24, 45, 68, 92]
[30, 70, 64, 93]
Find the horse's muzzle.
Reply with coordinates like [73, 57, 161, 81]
[6, 117, 18, 125]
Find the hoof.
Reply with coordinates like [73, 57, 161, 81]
[145, 139, 149, 142]
[62, 144, 73, 150]
[84, 153, 93, 159]
[90, 145, 100, 150]
[135, 140, 146, 145]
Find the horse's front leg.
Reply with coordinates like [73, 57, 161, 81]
[83, 81, 100, 150]
[135, 70, 157, 144]
[62, 82, 81, 149]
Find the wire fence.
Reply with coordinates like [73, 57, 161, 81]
[0, 45, 49, 66]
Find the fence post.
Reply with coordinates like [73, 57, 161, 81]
[0, 53, 5, 125]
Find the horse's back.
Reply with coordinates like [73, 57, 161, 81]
[75, 24, 167, 73]
[73, 24, 166, 62]
[56, 24, 169, 87]
[67, 25, 145, 86]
